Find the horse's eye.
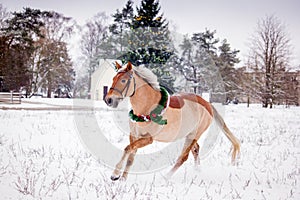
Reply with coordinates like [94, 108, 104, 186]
[121, 79, 126, 83]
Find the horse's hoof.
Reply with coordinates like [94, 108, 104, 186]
[119, 176, 127, 181]
[111, 175, 120, 181]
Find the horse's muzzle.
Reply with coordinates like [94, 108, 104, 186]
[105, 96, 120, 108]
[105, 97, 113, 106]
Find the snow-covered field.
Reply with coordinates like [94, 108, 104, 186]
[0, 99, 299, 199]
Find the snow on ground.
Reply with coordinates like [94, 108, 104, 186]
[0, 99, 299, 199]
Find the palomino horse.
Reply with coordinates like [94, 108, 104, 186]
[105, 62, 240, 181]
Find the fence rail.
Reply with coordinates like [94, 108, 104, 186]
[0, 92, 21, 104]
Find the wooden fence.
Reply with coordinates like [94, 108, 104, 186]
[0, 92, 21, 104]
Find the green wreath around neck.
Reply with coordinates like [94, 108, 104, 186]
[129, 87, 168, 125]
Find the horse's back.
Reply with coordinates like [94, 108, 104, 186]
[169, 93, 213, 116]
[152, 93, 213, 142]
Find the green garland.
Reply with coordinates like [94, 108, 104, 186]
[129, 87, 168, 125]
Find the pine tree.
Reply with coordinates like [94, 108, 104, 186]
[98, 0, 175, 90]
[0, 8, 47, 92]
[122, 0, 174, 90]
[177, 36, 221, 96]
[175, 30, 240, 102]
[216, 39, 240, 100]
[132, 0, 166, 29]
[38, 40, 74, 98]
[191, 29, 219, 55]
[109, 0, 134, 53]
[218, 39, 240, 66]
[177, 31, 220, 94]
[177, 35, 199, 93]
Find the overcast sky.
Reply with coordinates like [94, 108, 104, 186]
[1, 0, 300, 67]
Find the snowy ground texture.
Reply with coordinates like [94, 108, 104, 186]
[0, 99, 299, 200]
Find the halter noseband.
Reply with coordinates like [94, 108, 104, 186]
[110, 71, 136, 98]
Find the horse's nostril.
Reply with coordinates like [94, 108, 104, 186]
[107, 98, 113, 105]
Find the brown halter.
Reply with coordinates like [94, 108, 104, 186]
[110, 71, 136, 98]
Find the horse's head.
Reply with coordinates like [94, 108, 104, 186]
[105, 62, 136, 108]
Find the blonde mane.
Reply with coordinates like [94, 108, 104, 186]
[133, 66, 160, 90]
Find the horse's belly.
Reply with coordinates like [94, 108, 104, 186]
[153, 126, 189, 142]
[130, 100, 213, 143]
[153, 102, 209, 142]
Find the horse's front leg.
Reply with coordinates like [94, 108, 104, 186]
[121, 135, 137, 180]
[111, 133, 153, 181]
[121, 150, 137, 180]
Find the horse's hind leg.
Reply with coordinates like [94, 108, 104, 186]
[192, 142, 200, 166]
[167, 138, 198, 178]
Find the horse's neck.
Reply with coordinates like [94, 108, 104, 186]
[130, 76, 161, 115]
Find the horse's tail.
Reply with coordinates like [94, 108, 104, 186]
[212, 105, 240, 162]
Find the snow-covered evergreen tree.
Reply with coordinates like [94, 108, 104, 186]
[102, 0, 175, 90]
[0, 8, 47, 93]
[122, 0, 175, 90]
[175, 30, 240, 102]
[109, 0, 134, 54]
[216, 39, 240, 100]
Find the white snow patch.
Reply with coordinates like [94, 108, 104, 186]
[0, 99, 299, 199]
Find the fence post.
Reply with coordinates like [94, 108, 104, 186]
[10, 91, 13, 103]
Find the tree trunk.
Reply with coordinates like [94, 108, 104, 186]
[88, 71, 91, 99]
[269, 98, 273, 109]
[247, 96, 250, 107]
[262, 98, 268, 108]
[47, 81, 52, 98]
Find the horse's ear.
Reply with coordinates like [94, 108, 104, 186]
[115, 61, 122, 70]
[126, 62, 133, 71]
